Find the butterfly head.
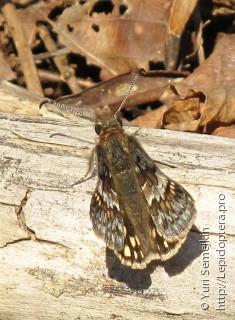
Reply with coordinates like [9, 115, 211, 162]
[95, 105, 123, 136]
[94, 70, 142, 137]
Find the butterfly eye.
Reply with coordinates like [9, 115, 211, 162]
[95, 123, 102, 135]
[118, 118, 123, 127]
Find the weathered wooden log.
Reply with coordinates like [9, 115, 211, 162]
[0, 81, 234, 320]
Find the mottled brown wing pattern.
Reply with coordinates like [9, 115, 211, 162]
[116, 217, 185, 268]
[90, 136, 196, 268]
[90, 146, 125, 251]
[91, 173, 151, 268]
[129, 135, 196, 243]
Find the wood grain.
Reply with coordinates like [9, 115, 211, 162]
[0, 82, 234, 320]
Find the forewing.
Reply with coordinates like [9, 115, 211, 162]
[129, 136, 196, 242]
[90, 146, 125, 250]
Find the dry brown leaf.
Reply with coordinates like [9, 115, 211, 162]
[163, 97, 201, 131]
[56, 0, 171, 77]
[169, 0, 198, 36]
[212, 125, 235, 138]
[56, 0, 197, 78]
[57, 71, 173, 113]
[160, 33, 235, 133]
[17, 1, 64, 44]
[166, 0, 199, 69]
[132, 106, 168, 128]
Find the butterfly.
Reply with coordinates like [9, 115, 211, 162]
[40, 70, 196, 269]
[90, 104, 196, 269]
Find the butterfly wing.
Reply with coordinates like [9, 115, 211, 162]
[129, 136, 196, 243]
[90, 146, 125, 251]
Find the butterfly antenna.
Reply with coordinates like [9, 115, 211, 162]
[39, 98, 95, 122]
[40, 69, 144, 120]
[114, 69, 141, 116]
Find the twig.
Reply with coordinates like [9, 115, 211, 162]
[2, 3, 43, 96]
[38, 25, 82, 94]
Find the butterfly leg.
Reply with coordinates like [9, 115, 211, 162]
[71, 147, 97, 186]
[130, 128, 142, 137]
